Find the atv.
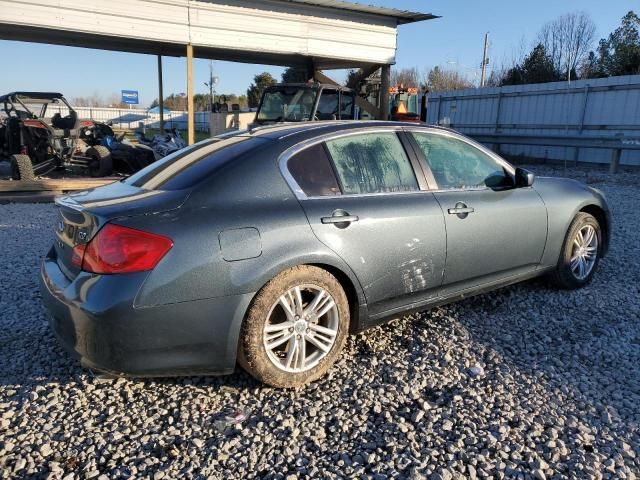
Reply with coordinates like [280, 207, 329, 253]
[0, 92, 112, 180]
[79, 122, 156, 173]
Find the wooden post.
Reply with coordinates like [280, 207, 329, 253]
[610, 148, 621, 174]
[157, 54, 165, 133]
[379, 64, 391, 120]
[186, 44, 195, 145]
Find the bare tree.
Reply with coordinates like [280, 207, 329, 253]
[391, 67, 420, 88]
[537, 11, 596, 79]
[422, 67, 474, 92]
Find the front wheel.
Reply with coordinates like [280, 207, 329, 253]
[550, 212, 602, 289]
[10, 154, 35, 180]
[238, 266, 350, 388]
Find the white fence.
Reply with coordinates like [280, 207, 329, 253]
[426, 75, 640, 166]
[48, 106, 211, 132]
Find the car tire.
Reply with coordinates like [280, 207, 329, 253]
[85, 146, 113, 177]
[238, 265, 350, 388]
[10, 154, 35, 181]
[550, 212, 602, 289]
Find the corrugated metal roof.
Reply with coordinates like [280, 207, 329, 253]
[279, 0, 439, 24]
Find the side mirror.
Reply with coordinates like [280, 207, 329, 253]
[515, 167, 535, 188]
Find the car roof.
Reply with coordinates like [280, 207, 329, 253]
[264, 83, 353, 91]
[243, 120, 456, 140]
[0, 92, 65, 103]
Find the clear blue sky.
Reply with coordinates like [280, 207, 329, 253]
[0, 0, 634, 107]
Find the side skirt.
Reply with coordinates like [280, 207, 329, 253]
[361, 266, 555, 330]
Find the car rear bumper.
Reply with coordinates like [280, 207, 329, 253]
[39, 249, 254, 377]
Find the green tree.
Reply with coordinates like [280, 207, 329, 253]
[281, 67, 308, 83]
[591, 11, 640, 77]
[247, 72, 277, 108]
[502, 44, 560, 85]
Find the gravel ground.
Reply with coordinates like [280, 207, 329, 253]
[1, 163, 639, 479]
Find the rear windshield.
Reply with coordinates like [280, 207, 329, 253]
[125, 135, 270, 190]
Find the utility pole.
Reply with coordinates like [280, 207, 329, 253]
[209, 61, 214, 111]
[480, 32, 489, 88]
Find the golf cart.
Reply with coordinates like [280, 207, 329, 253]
[252, 83, 357, 126]
[0, 92, 112, 180]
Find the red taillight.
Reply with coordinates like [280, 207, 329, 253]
[79, 224, 173, 274]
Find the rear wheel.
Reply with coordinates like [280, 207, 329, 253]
[10, 154, 35, 181]
[550, 212, 601, 289]
[85, 146, 113, 177]
[238, 266, 350, 388]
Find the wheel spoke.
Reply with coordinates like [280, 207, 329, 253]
[296, 337, 307, 370]
[570, 256, 580, 271]
[307, 324, 337, 353]
[305, 289, 326, 315]
[306, 333, 332, 353]
[315, 298, 336, 319]
[266, 330, 294, 350]
[578, 257, 586, 278]
[577, 230, 585, 247]
[294, 287, 304, 316]
[264, 321, 294, 333]
[284, 337, 299, 369]
[583, 226, 595, 246]
[279, 295, 296, 320]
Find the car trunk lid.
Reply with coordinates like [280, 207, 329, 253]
[53, 181, 188, 279]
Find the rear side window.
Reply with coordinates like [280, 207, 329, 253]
[325, 133, 418, 195]
[125, 136, 268, 190]
[287, 144, 341, 197]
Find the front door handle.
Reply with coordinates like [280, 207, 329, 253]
[448, 202, 474, 219]
[321, 209, 359, 229]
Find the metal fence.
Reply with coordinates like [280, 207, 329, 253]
[426, 74, 640, 167]
[47, 106, 211, 132]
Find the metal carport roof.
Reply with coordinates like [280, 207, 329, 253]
[0, 0, 438, 68]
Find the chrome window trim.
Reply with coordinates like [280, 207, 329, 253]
[278, 126, 413, 201]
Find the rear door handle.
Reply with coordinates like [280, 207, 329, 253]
[321, 215, 359, 224]
[321, 209, 359, 228]
[447, 207, 474, 214]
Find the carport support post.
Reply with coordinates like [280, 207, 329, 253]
[157, 55, 165, 132]
[186, 43, 195, 145]
[379, 64, 391, 120]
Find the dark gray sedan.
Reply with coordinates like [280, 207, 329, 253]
[40, 122, 610, 387]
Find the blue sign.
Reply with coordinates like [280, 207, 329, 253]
[121, 90, 139, 105]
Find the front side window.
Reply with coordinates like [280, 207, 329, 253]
[412, 132, 512, 189]
[325, 132, 418, 195]
[287, 144, 341, 197]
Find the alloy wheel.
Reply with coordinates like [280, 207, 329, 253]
[263, 284, 339, 373]
[570, 224, 598, 280]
